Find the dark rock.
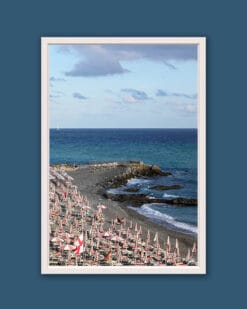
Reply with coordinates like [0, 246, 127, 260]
[103, 191, 197, 207]
[103, 162, 172, 189]
[150, 184, 183, 191]
[164, 198, 197, 206]
[103, 192, 165, 207]
[124, 187, 140, 193]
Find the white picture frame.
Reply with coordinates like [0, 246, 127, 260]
[41, 37, 206, 274]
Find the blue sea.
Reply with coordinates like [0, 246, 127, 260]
[50, 128, 197, 236]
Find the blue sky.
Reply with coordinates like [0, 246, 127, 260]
[49, 44, 197, 128]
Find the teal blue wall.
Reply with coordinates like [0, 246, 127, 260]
[1, 0, 246, 308]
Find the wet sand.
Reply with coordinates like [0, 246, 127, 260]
[66, 163, 196, 257]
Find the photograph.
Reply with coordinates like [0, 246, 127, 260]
[41, 37, 206, 274]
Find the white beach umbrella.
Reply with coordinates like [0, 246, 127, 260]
[177, 247, 180, 258]
[63, 244, 76, 251]
[82, 205, 91, 210]
[147, 230, 150, 241]
[51, 237, 64, 243]
[153, 232, 158, 242]
[67, 175, 74, 181]
[166, 235, 171, 251]
[97, 204, 107, 210]
[186, 249, 191, 261]
[134, 223, 138, 232]
[192, 242, 197, 253]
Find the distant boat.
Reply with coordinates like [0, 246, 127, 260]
[56, 123, 60, 130]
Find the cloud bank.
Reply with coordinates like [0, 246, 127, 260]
[121, 88, 151, 101]
[60, 44, 197, 77]
[156, 89, 197, 99]
[73, 92, 88, 100]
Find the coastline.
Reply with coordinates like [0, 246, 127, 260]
[61, 162, 197, 257]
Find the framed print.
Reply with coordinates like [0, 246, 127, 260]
[41, 37, 206, 274]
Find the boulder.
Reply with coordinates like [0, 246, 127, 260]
[103, 192, 165, 207]
[124, 187, 140, 193]
[164, 198, 197, 206]
[150, 184, 183, 190]
[103, 192, 197, 207]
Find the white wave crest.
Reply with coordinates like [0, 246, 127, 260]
[163, 193, 179, 198]
[129, 204, 197, 235]
[127, 178, 151, 186]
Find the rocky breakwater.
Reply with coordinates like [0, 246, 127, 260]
[104, 192, 197, 207]
[150, 184, 183, 190]
[101, 161, 197, 207]
[102, 161, 171, 188]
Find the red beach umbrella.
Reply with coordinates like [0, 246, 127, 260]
[74, 234, 84, 255]
[104, 250, 111, 262]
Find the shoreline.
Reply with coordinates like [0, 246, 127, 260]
[58, 162, 197, 257]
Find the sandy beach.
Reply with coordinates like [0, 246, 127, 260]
[49, 163, 197, 267]
[65, 162, 196, 257]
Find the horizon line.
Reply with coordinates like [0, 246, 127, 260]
[50, 127, 197, 130]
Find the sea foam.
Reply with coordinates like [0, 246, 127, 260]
[163, 193, 179, 198]
[129, 204, 197, 235]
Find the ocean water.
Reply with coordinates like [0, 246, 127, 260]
[50, 128, 197, 236]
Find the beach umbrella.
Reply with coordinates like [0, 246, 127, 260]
[103, 232, 110, 237]
[63, 244, 76, 251]
[177, 247, 180, 258]
[166, 235, 171, 251]
[57, 173, 65, 181]
[129, 221, 133, 229]
[74, 234, 84, 255]
[145, 237, 150, 251]
[192, 242, 197, 254]
[96, 237, 100, 249]
[51, 237, 64, 243]
[147, 230, 150, 241]
[99, 222, 104, 232]
[82, 205, 91, 211]
[186, 249, 191, 261]
[94, 250, 99, 262]
[104, 250, 111, 262]
[134, 223, 138, 232]
[153, 232, 158, 242]
[111, 219, 116, 230]
[111, 236, 123, 243]
[67, 175, 74, 181]
[59, 219, 63, 229]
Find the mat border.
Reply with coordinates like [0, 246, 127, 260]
[41, 36, 206, 275]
